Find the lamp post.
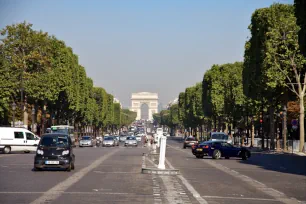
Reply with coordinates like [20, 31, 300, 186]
[32, 107, 35, 133]
[12, 102, 16, 127]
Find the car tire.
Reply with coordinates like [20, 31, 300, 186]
[66, 163, 72, 172]
[24, 151, 30, 153]
[225, 156, 230, 159]
[33, 167, 41, 171]
[241, 151, 248, 160]
[212, 150, 221, 159]
[183, 145, 186, 149]
[71, 162, 75, 170]
[196, 155, 203, 159]
[4, 146, 11, 154]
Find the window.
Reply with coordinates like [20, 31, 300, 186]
[221, 143, 233, 148]
[14, 132, 24, 139]
[26, 133, 35, 140]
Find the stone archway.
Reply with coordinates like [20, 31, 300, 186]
[130, 92, 158, 121]
[140, 103, 149, 120]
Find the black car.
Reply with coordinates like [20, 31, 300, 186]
[192, 141, 251, 160]
[34, 133, 75, 171]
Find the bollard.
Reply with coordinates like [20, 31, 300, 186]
[158, 135, 167, 169]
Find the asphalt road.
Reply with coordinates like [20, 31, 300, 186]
[0, 138, 305, 204]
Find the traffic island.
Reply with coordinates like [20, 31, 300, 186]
[141, 153, 180, 175]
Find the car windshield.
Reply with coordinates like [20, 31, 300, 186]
[211, 134, 228, 140]
[51, 128, 68, 134]
[40, 135, 68, 147]
[104, 137, 113, 140]
[81, 136, 91, 140]
[186, 137, 196, 141]
[127, 137, 135, 140]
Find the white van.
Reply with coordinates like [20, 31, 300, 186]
[0, 127, 40, 154]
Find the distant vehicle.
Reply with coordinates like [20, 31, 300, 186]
[112, 136, 119, 146]
[209, 132, 232, 144]
[183, 137, 198, 149]
[34, 133, 75, 171]
[124, 136, 138, 147]
[119, 135, 127, 142]
[135, 135, 142, 142]
[146, 128, 151, 133]
[156, 128, 163, 135]
[192, 141, 251, 160]
[128, 132, 134, 136]
[102, 137, 115, 147]
[0, 127, 40, 154]
[51, 126, 75, 145]
[79, 136, 93, 147]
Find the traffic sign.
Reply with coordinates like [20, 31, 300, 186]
[291, 119, 298, 126]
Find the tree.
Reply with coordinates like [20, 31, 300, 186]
[295, 0, 306, 57]
[264, 4, 305, 152]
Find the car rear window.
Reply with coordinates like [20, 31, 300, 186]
[127, 137, 135, 140]
[104, 137, 113, 140]
[82, 136, 91, 140]
[186, 137, 196, 141]
[211, 134, 228, 140]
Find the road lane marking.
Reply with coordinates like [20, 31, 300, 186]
[30, 149, 120, 204]
[167, 144, 301, 204]
[165, 158, 208, 204]
[202, 195, 279, 201]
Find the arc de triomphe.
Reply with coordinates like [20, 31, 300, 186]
[130, 92, 158, 120]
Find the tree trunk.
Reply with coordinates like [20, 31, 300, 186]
[299, 97, 305, 152]
[269, 106, 275, 150]
[251, 122, 255, 147]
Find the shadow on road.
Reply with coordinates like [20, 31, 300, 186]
[239, 152, 306, 176]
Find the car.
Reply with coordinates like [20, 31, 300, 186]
[0, 127, 40, 154]
[102, 136, 115, 147]
[79, 136, 93, 147]
[183, 137, 198, 149]
[124, 136, 138, 147]
[135, 135, 142, 142]
[112, 136, 120, 146]
[34, 133, 75, 171]
[119, 135, 127, 142]
[209, 132, 232, 144]
[192, 141, 251, 160]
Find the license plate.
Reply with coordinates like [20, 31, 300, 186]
[45, 161, 59, 165]
[196, 148, 203, 151]
[190, 143, 194, 145]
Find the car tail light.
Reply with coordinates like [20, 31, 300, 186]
[192, 145, 195, 149]
[203, 145, 209, 149]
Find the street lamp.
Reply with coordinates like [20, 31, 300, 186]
[12, 102, 16, 127]
[32, 107, 35, 133]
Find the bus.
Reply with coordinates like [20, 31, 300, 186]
[51, 125, 76, 145]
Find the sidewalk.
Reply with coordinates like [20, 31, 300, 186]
[248, 147, 306, 156]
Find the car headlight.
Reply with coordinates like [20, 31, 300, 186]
[37, 149, 44, 155]
[62, 150, 69, 155]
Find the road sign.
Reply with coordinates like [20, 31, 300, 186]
[292, 119, 298, 126]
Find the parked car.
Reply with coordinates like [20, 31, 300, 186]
[0, 127, 40, 154]
[183, 137, 198, 149]
[124, 136, 138, 147]
[192, 141, 251, 160]
[79, 136, 93, 147]
[102, 137, 115, 147]
[135, 135, 142, 142]
[34, 133, 75, 171]
[209, 132, 232, 144]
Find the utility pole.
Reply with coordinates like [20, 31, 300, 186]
[283, 105, 287, 151]
[261, 100, 264, 149]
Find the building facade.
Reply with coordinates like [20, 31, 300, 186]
[130, 92, 158, 121]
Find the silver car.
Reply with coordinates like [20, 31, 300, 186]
[120, 135, 127, 142]
[112, 136, 119, 146]
[124, 136, 138, 147]
[103, 137, 115, 147]
[79, 136, 93, 147]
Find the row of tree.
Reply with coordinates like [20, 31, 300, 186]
[0, 22, 136, 135]
[155, 2, 306, 152]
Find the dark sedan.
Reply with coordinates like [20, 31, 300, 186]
[192, 141, 251, 160]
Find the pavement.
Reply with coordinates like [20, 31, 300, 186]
[0, 138, 305, 204]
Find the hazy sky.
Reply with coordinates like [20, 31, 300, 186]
[0, 0, 293, 108]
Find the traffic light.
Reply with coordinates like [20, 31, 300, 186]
[260, 119, 263, 123]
